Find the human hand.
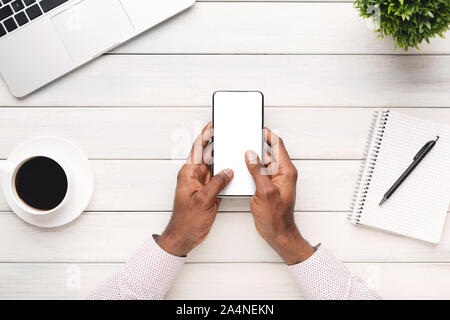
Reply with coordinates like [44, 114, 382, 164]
[158, 122, 234, 257]
[245, 128, 314, 265]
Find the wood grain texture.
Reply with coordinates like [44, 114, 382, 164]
[0, 159, 359, 212]
[2, 262, 450, 300]
[1, 0, 450, 300]
[0, 55, 449, 107]
[114, 3, 450, 55]
[2, 108, 450, 160]
[1, 211, 449, 263]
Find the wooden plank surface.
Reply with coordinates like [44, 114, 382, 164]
[0, 55, 449, 107]
[1, 211, 449, 263]
[0, 159, 358, 212]
[2, 108, 450, 160]
[2, 262, 450, 300]
[2, 0, 450, 300]
[1, 159, 449, 212]
[114, 3, 450, 55]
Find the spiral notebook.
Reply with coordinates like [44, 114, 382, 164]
[349, 111, 450, 243]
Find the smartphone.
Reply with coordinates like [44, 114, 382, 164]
[213, 91, 264, 196]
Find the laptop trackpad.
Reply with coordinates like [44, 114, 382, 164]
[51, 0, 134, 62]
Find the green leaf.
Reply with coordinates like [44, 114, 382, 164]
[353, 0, 450, 50]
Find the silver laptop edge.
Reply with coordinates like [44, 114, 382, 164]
[0, 0, 195, 97]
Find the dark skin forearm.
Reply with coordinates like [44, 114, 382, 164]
[266, 228, 315, 265]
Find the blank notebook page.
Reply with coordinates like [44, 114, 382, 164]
[350, 111, 450, 243]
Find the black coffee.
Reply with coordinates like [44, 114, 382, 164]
[15, 157, 68, 211]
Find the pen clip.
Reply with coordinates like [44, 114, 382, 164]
[414, 137, 439, 160]
[414, 143, 429, 160]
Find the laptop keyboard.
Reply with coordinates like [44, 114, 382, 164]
[0, 0, 69, 38]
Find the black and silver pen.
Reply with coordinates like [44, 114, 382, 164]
[379, 136, 440, 206]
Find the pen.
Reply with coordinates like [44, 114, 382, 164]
[379, 136, 440, 206]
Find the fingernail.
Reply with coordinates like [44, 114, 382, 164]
[246, 150, 258, 161]
[223, 169, 234, 178]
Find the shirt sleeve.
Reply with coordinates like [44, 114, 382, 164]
[288, 245, 381, 300]
[88, 235, 185, 300]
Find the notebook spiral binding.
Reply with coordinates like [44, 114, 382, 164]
[349, 110, 390, 224]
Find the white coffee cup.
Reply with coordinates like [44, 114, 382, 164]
[0, 154, 73, 216]
[1, 137, 94, 228]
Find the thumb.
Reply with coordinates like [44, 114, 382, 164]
[245, 150, 273, 190]
[198, 169, 234, 202]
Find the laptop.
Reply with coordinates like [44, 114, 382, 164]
[0, 0, 195, 97]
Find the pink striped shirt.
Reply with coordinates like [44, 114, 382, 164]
[89, 235, 380, 300]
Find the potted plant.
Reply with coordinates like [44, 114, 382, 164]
[354, 0, 449, 51]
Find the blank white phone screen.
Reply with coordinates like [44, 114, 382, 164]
[213, 91, 263, 196]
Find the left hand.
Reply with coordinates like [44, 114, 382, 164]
[158, 122, 234, 257]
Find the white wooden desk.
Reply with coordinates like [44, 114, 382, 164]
[1, 0, 450, 300]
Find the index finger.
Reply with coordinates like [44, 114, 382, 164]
[245, 150, 275, 191]
[264, 127, 291, 164]
[187, 122, 213, 164]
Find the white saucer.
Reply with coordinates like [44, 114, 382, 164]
[3, 137, 94, 228]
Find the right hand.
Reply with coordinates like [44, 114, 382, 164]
[245, 128, 315, 265]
